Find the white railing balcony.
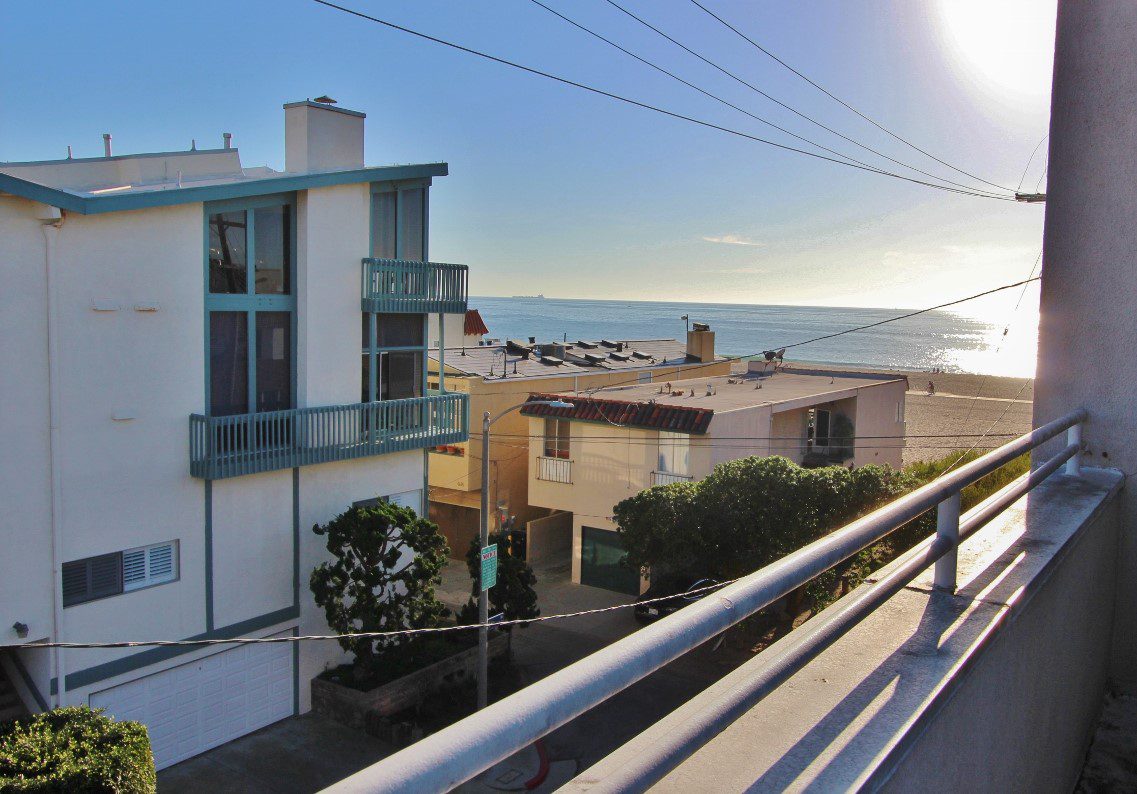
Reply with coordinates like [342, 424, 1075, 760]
[652, 470, 693, 487]
[330, 409, 1091, 792]
[536, 455, 572, 484]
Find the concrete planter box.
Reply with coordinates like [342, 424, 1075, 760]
[312, 632, 509, 731]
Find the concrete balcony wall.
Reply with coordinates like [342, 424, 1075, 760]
[570, 468, 1122, 792]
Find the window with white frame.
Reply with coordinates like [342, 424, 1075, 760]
[658, 430, 690, 475]
[544, 418, 571, 459]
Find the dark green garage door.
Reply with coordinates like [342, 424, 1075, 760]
[580, 526, 640, 595]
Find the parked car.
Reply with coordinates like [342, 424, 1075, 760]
[634, 574, 719, 623]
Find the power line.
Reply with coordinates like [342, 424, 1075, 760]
[602, 0, 1012, 198]
[1017, 135, 1049, 192]
[310, 0, 1014, 201]
[687, 0, 1015, 193]
[527, 0, 883, 173]
[10, 580, 734, 650]
[579, 276, 1042, 394]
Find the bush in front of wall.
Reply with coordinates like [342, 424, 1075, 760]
[0, 706, 156, 793]
[310, 500, 452, 690]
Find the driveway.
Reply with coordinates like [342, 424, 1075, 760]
[157, 713, 395, 793]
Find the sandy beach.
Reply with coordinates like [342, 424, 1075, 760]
[737, 361, 1035, 466]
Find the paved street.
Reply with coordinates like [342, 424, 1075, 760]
[160, 561, 748, 791]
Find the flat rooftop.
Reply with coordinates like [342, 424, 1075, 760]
[520, 367, 906, 434]
[432, 338, 721, 380]
[560, 367, 905, 412]
[0, 148, 446, 214]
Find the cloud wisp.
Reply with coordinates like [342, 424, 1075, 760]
[702, 234, 766, 247]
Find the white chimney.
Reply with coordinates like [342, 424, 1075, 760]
[283, 99, 365, 173]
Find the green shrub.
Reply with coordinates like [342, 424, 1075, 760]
[456, 531, 540, 627]
[310, 500, 451, 690]
[0, 706, 155, 793]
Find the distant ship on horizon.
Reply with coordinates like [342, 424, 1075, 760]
[511, 294, 546, 299]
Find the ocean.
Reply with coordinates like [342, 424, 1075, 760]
[471, 296, 1039, 378]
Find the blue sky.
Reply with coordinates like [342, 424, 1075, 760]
[1, 1, 1055, 316]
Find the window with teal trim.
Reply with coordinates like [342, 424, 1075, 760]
[369, 187, 424, 261]
[206, 196, 296, 419]
[361, 313, 425, 403]
[363, 187, 428, 405]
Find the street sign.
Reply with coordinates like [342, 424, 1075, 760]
[488, 612, 505, 625]
[480, 544, 498, 591]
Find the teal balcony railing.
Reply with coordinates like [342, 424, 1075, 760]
[189, 392, 469, 479]
[361, 258, 468, 314]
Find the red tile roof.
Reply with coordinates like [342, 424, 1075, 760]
[520, 392, 714, 434]
[464, 309, 489, 337]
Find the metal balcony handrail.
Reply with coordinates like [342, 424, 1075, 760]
[329, 409, 1086, 793]
[361, 257, 468, 313]
[536, 455, 573, 483]
[189, 392, 469, 479]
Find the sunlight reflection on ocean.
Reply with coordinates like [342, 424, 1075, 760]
[473, 297, 1039, 379]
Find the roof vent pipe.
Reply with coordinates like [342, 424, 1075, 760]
[102, 134, 112, 158]
[223, 132, 232, 149]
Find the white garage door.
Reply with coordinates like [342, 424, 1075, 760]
[90, 633, 293, 770]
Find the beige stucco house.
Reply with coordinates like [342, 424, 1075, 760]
[521, 364, 908, 593]
[426, 327, 730, 559]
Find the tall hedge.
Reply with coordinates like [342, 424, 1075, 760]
[615, 456, 915, 584]
[0, 706, 155, 793]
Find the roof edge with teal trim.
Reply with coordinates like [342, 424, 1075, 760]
[0, 162, 448, 215]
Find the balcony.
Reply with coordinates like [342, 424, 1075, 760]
[537, 456, 573, 484]
[332, 410, 1132, 791]
[652, 470, 693, 487]
[361, 258, 468, 314]
[189, 392, 468, 479]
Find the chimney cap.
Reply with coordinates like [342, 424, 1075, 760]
[313, 95, 338, 104]
[692, 322, 710, 332]
[283, 99, 366, 118]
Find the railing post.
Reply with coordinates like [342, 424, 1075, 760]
[933, 491, 961, 592]
[1066, 422, 1082, 476]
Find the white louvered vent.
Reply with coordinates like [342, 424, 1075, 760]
[122, 549, 147, 588]
[122, 541, 178, 592]
[149, 544, 175, 581]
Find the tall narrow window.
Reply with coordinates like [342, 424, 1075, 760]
[254, 205, 290, 294]
[206, 198, 295, 418]
[544, 419, 570, 459]
[208, 211, 247, 293]
[255, 312, 291, 412]
[400, 188, 424, 262]
[658, 431, 690, 475]
[371, 192, 397, 259]
[209, 312, 248, 417]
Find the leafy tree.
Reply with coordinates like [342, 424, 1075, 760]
[457, 531, 540, 626]
[616, 457, 913, 583]
[310, 501, 450, 687]
[614, 457, 915, 615]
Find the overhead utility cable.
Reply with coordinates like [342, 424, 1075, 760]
[583, 276, 1041, 394]
[688, 0, 1015, 193]
[310, 0, 1014, 201]
[1016, 135, 1049, 193]
[603, 0, 1012, 198]
[530, 0, 1007, 198]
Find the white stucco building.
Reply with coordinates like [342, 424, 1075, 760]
[0, 99, 469, 768]
[522, 363, 907, 593]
